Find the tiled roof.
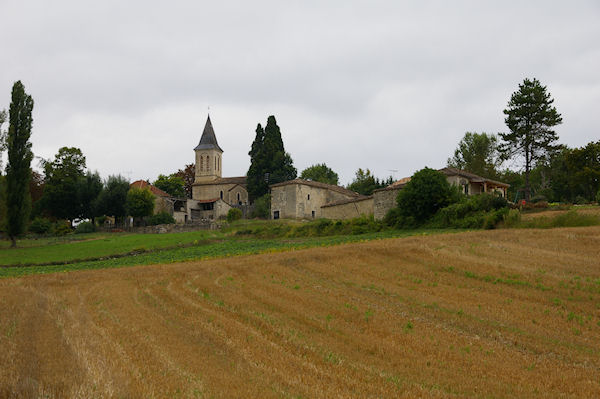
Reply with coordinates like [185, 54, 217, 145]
[321, 195, 373, 208]
[194, 115, 223, 152]
[439, 167, 509, 187]
[130, 180, 171, 197]
[373, 178, 410, 193]
[192, 176, 247, 186]
[270, 179, 360, 198]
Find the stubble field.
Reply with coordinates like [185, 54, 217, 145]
[1, 227, 600, 398]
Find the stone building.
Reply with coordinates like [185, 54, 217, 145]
[191, 116, 249, 211]
[270, 179, 360, 219]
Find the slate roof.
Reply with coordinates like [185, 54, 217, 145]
[269, 179, 360, 198]
[439, 167, 509, 187]
[192, 176, 247, 186]
[130, 180, 170, 198]
[194, 115, 223, 152]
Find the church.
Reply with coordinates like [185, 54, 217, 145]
[186, 116, 249, 220]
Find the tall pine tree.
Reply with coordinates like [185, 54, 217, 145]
[247, 116, 296, 201]
[5, 81, 34, 247]
[499, 78, 562, 200]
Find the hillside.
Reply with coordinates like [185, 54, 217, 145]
[1, 227, 600, 397]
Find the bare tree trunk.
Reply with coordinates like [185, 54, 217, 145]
[9, 235, 16, 248]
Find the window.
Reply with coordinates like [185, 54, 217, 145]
[307, 194, 310, 200]
[311, 210, 315, 218]
[237, 192, 241, 205]
[206, 156, 210, 171]
[220, 191, 223, 200]
[273, 210, 280, 219]
[200, 156, 204, 171]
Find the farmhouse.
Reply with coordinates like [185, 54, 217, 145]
[440, 167, 509, 198]
[270, 179, 362, 219]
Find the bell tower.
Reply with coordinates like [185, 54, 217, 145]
[194, 115, 223, 183]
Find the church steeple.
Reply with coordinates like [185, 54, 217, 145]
[194, 115, 223, 183]
[194, 115, 223, 152]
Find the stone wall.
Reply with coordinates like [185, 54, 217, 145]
[132, 221, 219, 234]
[373, 187, 401, 220]
[321, 197, 374, 220]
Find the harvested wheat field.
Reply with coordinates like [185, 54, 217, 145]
[2, 227, 600, 398]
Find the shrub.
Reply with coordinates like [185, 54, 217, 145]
[147, 212, 175, 225]
[227, 208, 243, 223]
[54, 222, 72, 236]
[251, 194, 271, 219]
[392, 168, 460, 226]
[574, 195, 587, 205]
[96, 215, 108, 226]
[429, 193, 509, 229]
[75, 221, 96, 234]
[29, 217, 53, 235]
[531, 194, 548, 203]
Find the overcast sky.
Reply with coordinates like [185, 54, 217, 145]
[1, 1, 599, 185]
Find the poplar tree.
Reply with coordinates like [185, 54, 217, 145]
[499, 78, 562, 200]
[5, 81, 34, 247]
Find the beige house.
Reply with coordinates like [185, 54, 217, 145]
[191, 116, 249, 206]
[440, 167, 509, 197]
[270, 179, 360, 219]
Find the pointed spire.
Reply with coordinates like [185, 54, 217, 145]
[194, 115, 223, 152]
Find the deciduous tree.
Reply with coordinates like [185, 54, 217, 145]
[448, 132, 500, 179]
[41, 147, 86, 222]
[126, 187, 154, 221]
[5, 81, 34, 247]
[395, 167, 457, 224]
[300, 163, 339, 185]
[174, 164, 195, 198]
[347, 168, 391, 195]
[154, 174, 185, 198]
[95, 175, 130, 222]
[499, 78, 562, 200]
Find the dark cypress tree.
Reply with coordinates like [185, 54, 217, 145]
[5, 81, 34, 247]
[247, 123, 267, 201]
[246, 116, 297, 201]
